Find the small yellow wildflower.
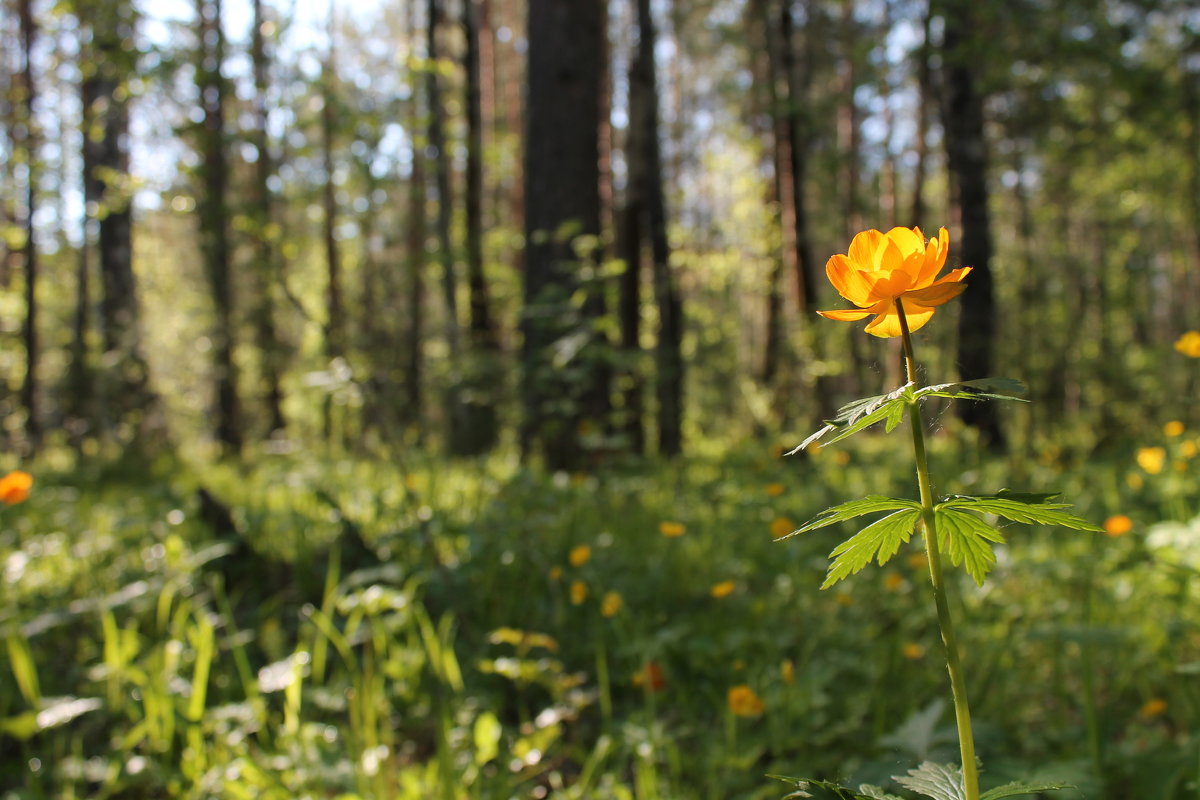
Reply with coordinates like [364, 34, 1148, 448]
[569, 544, 591, 567]
[1164, 420, 1185, 437]
[601, 591, 622, 617]
[659, 521, 686, 537]
[548, 566, 563, 581]
[902, 643, 925, 660]
[1181, 440, 1198, 459]
[727, 685, 765, 717]
[833, 451, 851, 466]
[710, 580, 736, 599]
[781, 658, 795, 685]
[0, 471, 32, 505]
[834, 591, 854, 607]
[884, 572, 904, 592]
[1126, 473, 1144, 490]
[769, 517, 795, 538]
[766, 482, 785, 497]
[1137, 447, 1166, 475]
[1103, 515, 1133, 538]
[1174, 331, 1200, 357]
[907, 552, 928, 570]
[1139, 698, 1168, 719]
[569, 580, 588, 605]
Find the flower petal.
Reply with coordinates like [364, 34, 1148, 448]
[884, 227, 925, 261]
[817, 307, 875, 321]
[847, 229, 885, 269]
[914, 227, 950, 288]
[826, 255, 874, 305]
[863, 299, 938, 338]
[903, 280, 967, 307]
[929, 265, 972, 286]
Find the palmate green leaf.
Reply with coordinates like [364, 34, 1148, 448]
[915, 377, 1028, 404]
[775, 496, 921, 541]
[937, 490, 1102, 532]
[980, 781, 1074, 799]
[788, 384, 915, 453]
[893, 762, 965, 800]
[934, 508, 1007, 586]
[789, 378, 1024, 453]
[823, 509, 922, 589]
[767, 775, 904, 800]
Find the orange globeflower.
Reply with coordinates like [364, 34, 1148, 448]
[727, 685, 765, 717]
[1103, 515, 1133, 537]
[0, 471, 32, 505]
[818, 226, 972, 338]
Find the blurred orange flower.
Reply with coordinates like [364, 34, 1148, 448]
[884, 572, 904, 591]
[1139, 698, 1168, 719]
[601, 591, 622, 617]
[818, 226, 971, 338]
[569, 580, 588, 605]
[1164, 420, 1185, 437]
[1103, 515, 1133, 537]
[633, 661, 666, 692]
[903, 643, 925, 660]
[569, 544, 591, 567]
[548, 566, 563, 581]
[766, 483, 785, 497]
[1175, 331, 1200, 357]
[0, 471, 32, 505]
[769, 517, 794, 538]
[659, 521, 686, 537]
[710, 580, 736, 599]
[1137, 447, 1166, 475]
[727, 685, 765, 717]
[781, 658, 795, 685]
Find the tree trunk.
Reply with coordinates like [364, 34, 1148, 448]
[250, 0, 286, 435]
[197, 0, 242, 454]
[617, 3, 646, 454]
[427, 0, 470, 451]
[402, 0, 427, 429]
[939, 0, 1004, 448]
[321, 31, 344, 444]
[522, 0, 606, 469]
[631, 0, 682, 456]
[17, 0, 39, 450]
[908, 2, 933, 227]
[458, 0, 500, 454]
[87, 1, 155, 448]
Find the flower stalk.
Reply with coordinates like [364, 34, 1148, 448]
[897, 298, 980, 800]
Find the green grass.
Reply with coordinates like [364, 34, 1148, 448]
[0, 424, 1197, 799]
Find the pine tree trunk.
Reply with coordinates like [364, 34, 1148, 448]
[458, 0, 500, 454]
[632, 0, 683, 456]
[197, 0, 242, 454]
[250, 0, 286, 435]
[17, 0, 39, 449]
[940, 0, 1004, 448]
[403, 0, 427, 429]
[522, 0, 606, 469]
[321, 27, 344, 445]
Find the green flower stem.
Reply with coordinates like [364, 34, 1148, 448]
[896, 298, 980, 800]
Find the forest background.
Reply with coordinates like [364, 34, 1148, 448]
[1, 0, 1199, 798]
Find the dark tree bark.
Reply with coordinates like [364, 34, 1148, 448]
[457, 0, 501, 454]
[196, 0, 242, 454]
[17, 0, 39, 449]
[82, 0, 156, 447]
[908, 2, 933, 228]
[250, 0, 286, 435]
[427, 0, 471, 450]
[522, 0, 606, 469]
[403, 0, 427, 428]
[631, 0, 682, 455]
[939, 0, 1004, 447]
[320, 35, 344, 443]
